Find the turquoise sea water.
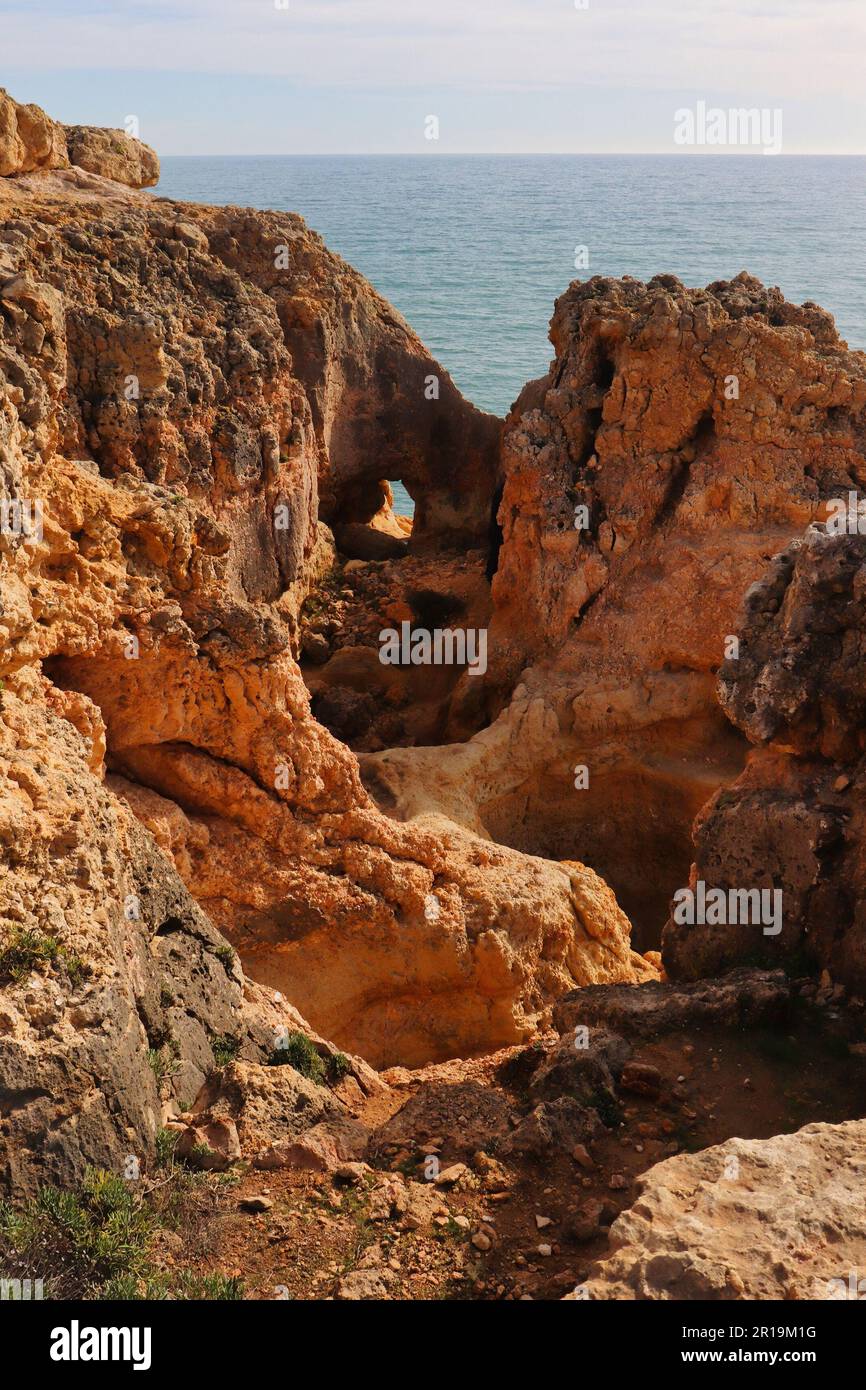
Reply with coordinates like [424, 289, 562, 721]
[155, 154, 866, 518]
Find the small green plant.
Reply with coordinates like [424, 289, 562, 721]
[155, 1128, 179, 1170]
[160, 985, 175, 1008]
[63, 953, 90, 989]
[0, 927, 61, 983]
[268, 1031, 326, 1083]
[432, 1216, 469, 1243]
[147, 1041, 181, 1087]
[327, 1052, 351, 1085]
[214, 944, 235, 969]
[173, 1270, 245, 1300]
[0, 927, 90, 988]
[339, 1187, 376, 1268]
[211, 1034, 241, 1068]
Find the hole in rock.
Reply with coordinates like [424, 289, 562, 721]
[300, 463, 498, 753]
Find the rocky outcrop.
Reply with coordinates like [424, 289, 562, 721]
[64, 124, 159, 190]
[0, 90, 158, 188]
[0, 90, 67, 177]
[553, 966, 791, 1038]
[579, 1119, 866, 1299]
[0, 676, 379, 1196]
[664, 526, 866, 992]
[9, 90, 866, 1251]
[0, 87, 652, 1180]
[366, 274, 866, 944]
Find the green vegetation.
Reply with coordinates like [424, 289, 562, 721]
[269, 1030, 326, 1084]
[211, 1033, 241, 1068]
[432, 1216, 470, 1244]
[267, 1034, 350, 1088]
[0, 926, 89, 988]
[0, 1170, 153, 1299]
[155, 1127, 179, 1170]
[327, 1051, 351, 1085]
[147, 1039, 181, 1087]
[0, 1163, 245, 1301]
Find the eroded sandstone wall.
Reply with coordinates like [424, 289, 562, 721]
[366, 273, 866, 944]
[663, 526, 866, 992]
[0, 93, 652, 1164]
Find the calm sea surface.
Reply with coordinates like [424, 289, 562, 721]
[156, 154, 866, 516]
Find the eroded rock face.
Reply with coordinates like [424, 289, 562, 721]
[0, 103, 651, 1106]
[0, 89, 158, 188]
[0, 90, 67, 178]
[579, 1119, 866, 1300]
[664, 527, 866, 992]
[0, 675, 358, 1196]
[65, 124, 159, 190]
[366, 273, 866, 944]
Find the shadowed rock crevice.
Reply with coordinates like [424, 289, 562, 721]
[664, 525, 866, 992]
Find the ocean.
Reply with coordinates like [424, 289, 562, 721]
[155, 154, 866, 519]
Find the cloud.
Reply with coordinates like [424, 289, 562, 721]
[5, 0, 866, 101]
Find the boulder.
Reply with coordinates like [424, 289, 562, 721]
[255, 1116, 370, 1172]
[581, 1120, 866, 1300]
[553, 967, 791, 1038]
[64, 123, 159, 188]
[0, 88, 158, 187]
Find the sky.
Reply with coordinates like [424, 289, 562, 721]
[3, 0, 866, 155]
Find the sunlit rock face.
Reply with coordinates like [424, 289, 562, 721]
[0, 89, 653, 1180]
[367, 272, 866, 946]
[0, 87, 158, 186]
[580, 1119, 866, 1301]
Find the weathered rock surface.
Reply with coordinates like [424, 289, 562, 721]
[64, 123, 159, 189]
[8, 92, 866, 1254]
[0, 90, 67, 178]
[580, 1119, 866, 1299]
[0, 84, 652, 1202]
[174, 1058, 375, 1172]
[0, 677, 375, 1195]
[664, 528, 866, 992]
[0, 89, 158, 187]
[553, 967, 791, 1038]
[366, 274, 866, 945]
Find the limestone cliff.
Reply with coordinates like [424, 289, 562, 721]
[0, 91, 653, 1207]
[367, 273, 866, 946]
[4, 94, 866, 1305]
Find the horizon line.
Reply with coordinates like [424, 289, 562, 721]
[156, 149, 866, 159]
